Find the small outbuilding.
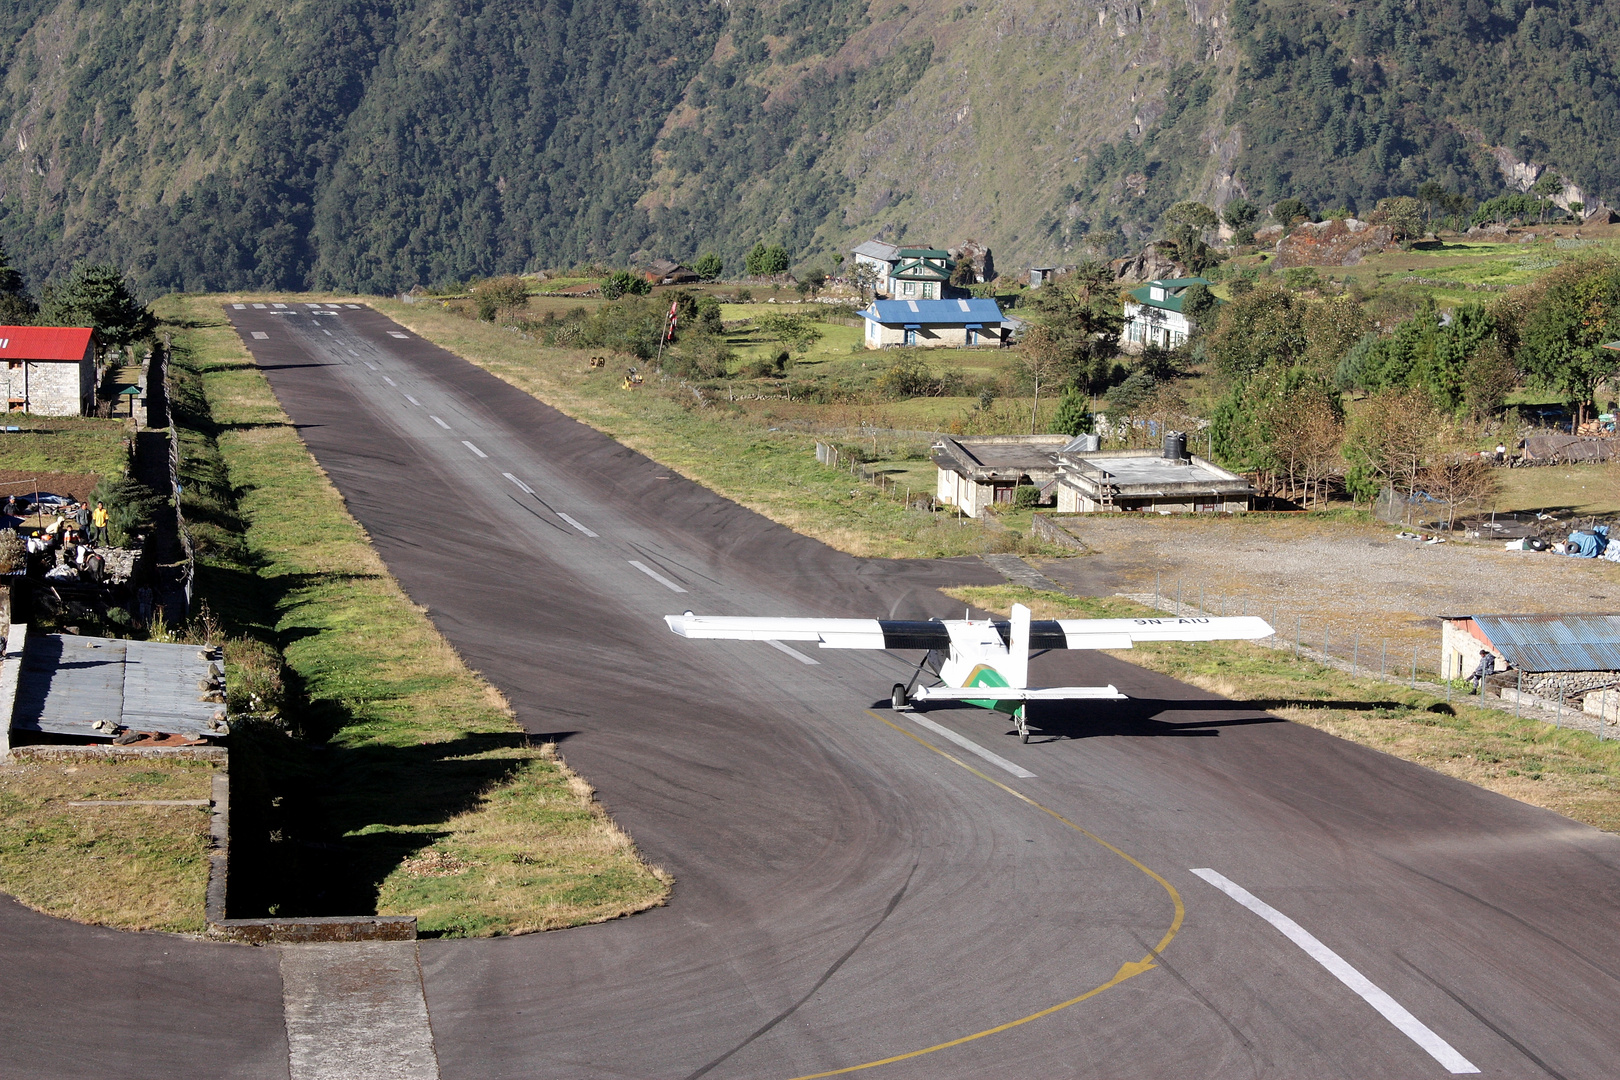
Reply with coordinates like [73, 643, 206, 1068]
[931, 435, 1069, 518]
[1439, 613, 1620, 694]
[645, 259, 700, 285]
[860, 298, 1007, 350]
[1054, 436, 1253, 513]
[0, 326, 97, 416]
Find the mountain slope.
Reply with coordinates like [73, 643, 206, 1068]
[0, 0, 1614, 294]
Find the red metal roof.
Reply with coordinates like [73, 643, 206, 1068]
[0, 326, 94, 361]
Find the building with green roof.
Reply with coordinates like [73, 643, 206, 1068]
[1121, 277, 1220, 351]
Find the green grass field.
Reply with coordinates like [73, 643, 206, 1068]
[0, 416, 130, 478]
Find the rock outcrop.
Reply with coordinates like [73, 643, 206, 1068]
[1110, 241, 1185, 282]
[1272, 218, 1398, 268]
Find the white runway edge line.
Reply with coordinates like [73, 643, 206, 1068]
[502, 473, 536, 496]
[764, 639, 820, 665]
[461, 441, 488, 458]
[557, 513, 598, 538]
[907, 713, 1036, 779]
[629, 560, 686, 593]
[430, 416, 450, 429]
[1190, 868, 1479, 1075]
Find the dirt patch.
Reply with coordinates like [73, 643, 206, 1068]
[0, 469, 102, 503]
[1032, 515, 1620, 665]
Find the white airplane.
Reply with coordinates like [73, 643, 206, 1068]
[666, 604, 1274, 741]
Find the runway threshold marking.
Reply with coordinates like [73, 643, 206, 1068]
[785, 712, 1187, 1080]
[765, 639, 820, 665]
[1190, 869, 1479, 1074]
[629, 560, 685, 592]
[251, 331, 269, 340]
[906, 713, 1034, 778]
[558, 513, 599, 538]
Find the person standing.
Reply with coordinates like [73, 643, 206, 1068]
[90, 501, 110, 546]
[1495, 442, 1506, 465]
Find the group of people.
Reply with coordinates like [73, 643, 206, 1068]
[15, 499, 113, 582]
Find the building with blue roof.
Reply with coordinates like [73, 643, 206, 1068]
[858, 297, 1007, 350]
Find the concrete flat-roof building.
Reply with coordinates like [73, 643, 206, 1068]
[0, 326, 97, 416]
[932, 435, 1069, 518]
[1054, 439, 1253, 513]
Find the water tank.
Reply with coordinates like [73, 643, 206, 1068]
[1164, 430, 1188, 461]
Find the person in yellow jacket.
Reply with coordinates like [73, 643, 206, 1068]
[90, 501, 110, 546]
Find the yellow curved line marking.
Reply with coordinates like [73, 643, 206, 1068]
[782, 712, 1186, 1080]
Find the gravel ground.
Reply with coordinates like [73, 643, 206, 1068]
[1032, 515, 1620, 667]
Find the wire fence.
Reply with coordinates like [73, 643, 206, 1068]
[1132, 574, 1616, 740]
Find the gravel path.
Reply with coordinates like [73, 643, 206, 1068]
[1033, 515, 1620, 662]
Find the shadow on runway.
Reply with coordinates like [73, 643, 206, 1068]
[883, 689, 1434, 744]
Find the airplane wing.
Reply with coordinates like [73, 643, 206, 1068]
[912, 684, 1126, 702]
[1050, 615, 1273, 649]
[665, 614, 1273, 651]
[663, 615, 951, 650]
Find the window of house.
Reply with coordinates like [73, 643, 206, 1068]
[6, 361, 19, 369]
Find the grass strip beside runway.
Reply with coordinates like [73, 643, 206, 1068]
[0, 759, 214, 932]
[947, 586, 1620, 834]
[156, 295, 669, 936]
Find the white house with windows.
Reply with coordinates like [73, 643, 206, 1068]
[859, 298, 1007, 349]
[851, 240, 901, 297]
[1121, 277, 1218, 351]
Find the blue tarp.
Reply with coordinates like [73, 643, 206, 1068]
[1566, 525, 1609, 557]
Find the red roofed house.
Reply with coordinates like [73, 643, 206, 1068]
[0, 327, 97, 416]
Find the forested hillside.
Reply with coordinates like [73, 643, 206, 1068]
[0, 0, 1614, 295]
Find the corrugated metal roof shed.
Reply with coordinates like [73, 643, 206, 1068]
[11, 634, 223, 739]
[1466, 614, 1620, 672]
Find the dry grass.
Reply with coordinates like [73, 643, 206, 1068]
[0, 759, 214, 932]
[947, 585, 1620, 834]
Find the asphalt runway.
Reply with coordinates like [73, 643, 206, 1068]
[10, 297, 1614, 1078]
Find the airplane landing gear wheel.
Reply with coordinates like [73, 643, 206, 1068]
[1016, 707, 1030, 743]
[892, 684, 908, 710]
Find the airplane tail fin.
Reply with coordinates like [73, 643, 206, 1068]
[1005, 603, 1031, 688]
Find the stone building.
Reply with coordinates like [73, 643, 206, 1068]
[859, 298, 1007, 349]
[0, 326, 97, 416]
[931, 435, 1070, 518]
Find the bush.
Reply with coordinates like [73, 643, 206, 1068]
[0, 528, 22, 573]
[89, 476, 164, 548]
[1013, 485, 1041, 509]
[470, 275, 528, 321]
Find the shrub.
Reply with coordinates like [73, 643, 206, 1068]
[89, 476, 164, 548]
[1013, 485, 1041, 509]
[0, 528, 22, 573]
